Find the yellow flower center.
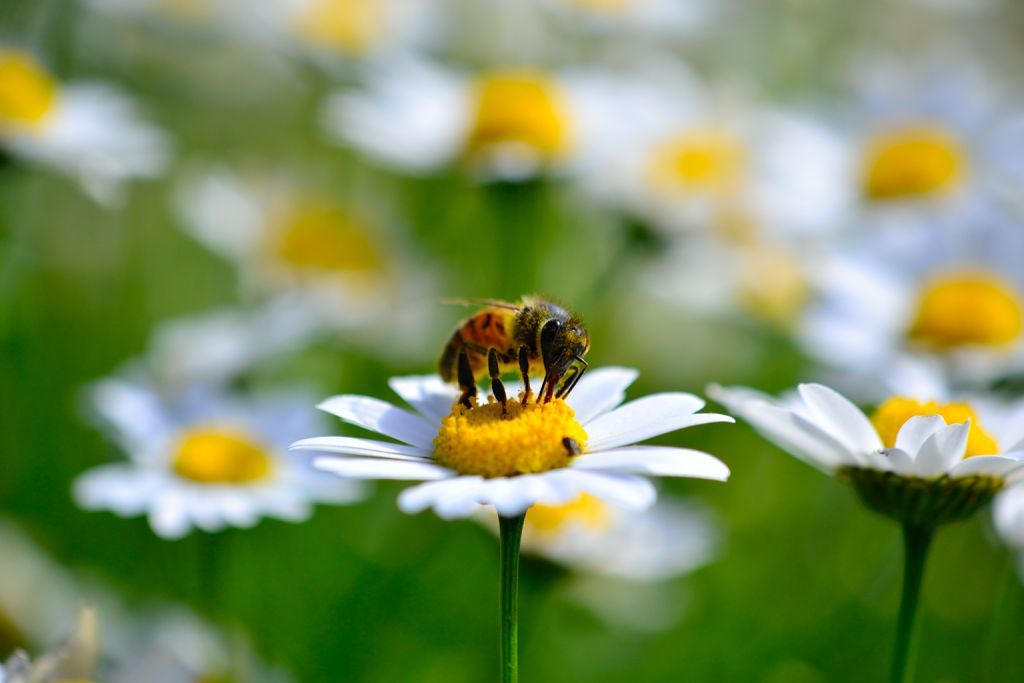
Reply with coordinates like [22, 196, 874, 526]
[907, 271, 1023, 349]
[433, 397, 587, 478]
[465, 71, 572, 159]
[871, 397, 999, 458]
[274, 202, 383, 275]
[172, 428, 275, 484]
[564, 0, 630, 12]
[296, 0, 385, 54]
[526, 493, 610, 535]
[861, 126, 966, 201]
[647, 128, 746, 197]
[0, 50, 57, 129]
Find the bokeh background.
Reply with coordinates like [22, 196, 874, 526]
[3, 0, 1024, 681]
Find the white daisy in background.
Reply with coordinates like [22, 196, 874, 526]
[265, 0, 438, 63]
[293, 367, 732, 518]
[823, 57, 1023, 233]
[574, 70, 848, 238]
[74, 373, 366, 540]
[322, 58, 637, 181]
[799, 206, 1024, 392]
[0, 607, 98, 683]
[175, 167, 435, 354]
[482, 493, 719, 581]
[0, 47, 170, 205]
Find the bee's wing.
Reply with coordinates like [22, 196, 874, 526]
[441, 297, 522, 311]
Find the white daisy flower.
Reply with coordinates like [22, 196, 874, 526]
[321, 58, 630, 181]
[74, 375, 366, 540]
[0, 607, 98, 683]
[821, 57, 1022, 233]
[482, 494, 719, 581]
[0, 48, 170, 205]
[576, 72, 848, 238]
[799, 207, 1024, 389]
[265, 0, 437, 62]
[175, 167, 435, 348]
[293, 367, 732, 519]
[708, 382, 1024, 525]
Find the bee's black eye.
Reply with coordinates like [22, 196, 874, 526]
[540, 319, 562, 363]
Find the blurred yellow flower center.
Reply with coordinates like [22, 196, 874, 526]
[736, 244, 810, 326]
[275, 203, 382, 274]
[466, 72, 571, 159]
[172, 428, 274, 484]
[297, 0, 384, 54]
[433, 397, 587, 478]
[861, 126, 966, 200]
[0, 50, 57, 128]
[565, 0, 630, 12]
[527, 493, 610, 535]
[908, 271, 1023, 349]
[871, 397, 999, 458]
[648, 128, 745, 196]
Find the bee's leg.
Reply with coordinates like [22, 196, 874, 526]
[518, 345, 532, 404]
[457, 349, 478, 409]
[488, 348, 508, 414]
[555, 357, 588, 399]
[541, 370, 559, 403]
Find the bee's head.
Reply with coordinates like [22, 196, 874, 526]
[540, 316, 589, 375]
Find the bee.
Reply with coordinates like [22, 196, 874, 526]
[439, 295, 590, 409]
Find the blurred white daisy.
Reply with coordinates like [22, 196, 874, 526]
[576, 72, 848, 238]
[709, 382, 1024, 525]
[293, 367, 732, 519]
[799, 208, 1024, 390]
[0, 47, 170, 204]
[266, 0, 437, 62]
[175, 167, 434, 349]
[74, 374, 366, 539]
[0, 607, 98, 683]
[823, 57, 1023, 232]
[483, 493, 719, 581]
[322, 58, 631, 181]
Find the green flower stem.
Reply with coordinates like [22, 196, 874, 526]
[499, 513, 526, 683]
[891, 523, 934, 683]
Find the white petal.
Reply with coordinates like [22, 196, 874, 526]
[314, 456, 454, 481]
[913, 422, 970, 477]
[708, 385, 855, 471]
[567, 471, 658, 511]
[567, 366, 639, 424]
[585, 393, 733, 451]
[149, 490, 193, 540]
[388, 375, 458, 423]
[317, 395, 436, 448]
[878, 448, 916, 475]
[290, 436, 431, 461]
[994, 485, 1024, 549]
[398, 477, 486, 517]
[894, 415, 946, 455]
[571, 446, 729, 482]
[797, 383, 883, 452]
[950, 454, 1024, 480]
